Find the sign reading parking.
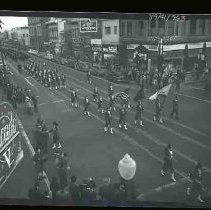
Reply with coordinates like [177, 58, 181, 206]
[80, 19, 97, 33]
[0, 102, 23, 190]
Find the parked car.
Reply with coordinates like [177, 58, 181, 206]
[28, 49, 39, 55]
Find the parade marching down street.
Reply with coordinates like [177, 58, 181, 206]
[0, 45, 211, 206]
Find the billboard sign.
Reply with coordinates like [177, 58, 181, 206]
[80, 19, 97, 33]
[0, 102, 24, 190]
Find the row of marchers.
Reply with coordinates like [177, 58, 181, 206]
[24, 59, 67, 90]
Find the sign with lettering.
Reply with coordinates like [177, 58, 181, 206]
[0, 102, 23, 189]
[80, 19, 97, 33]
[103, 46, 118, 54]
[92, 45, 102, 52]
[149, 13, 185, 22]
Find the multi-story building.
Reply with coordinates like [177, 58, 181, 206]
[15, 27, 30, 46]
[28, 17, 50, 51]
[119, 17, 211, 68]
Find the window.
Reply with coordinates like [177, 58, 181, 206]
[190, 19, 196, 35]
[175, 22, 179, 35]
[138, 21, 144, 36]
[121, 22, 125, 36]
[158, 20, 165, 28]
[168, 21, 174, 35]
[151, 20, 156, 28]
[199, 19, 206, 35]
[114, 26, 117, 34]
[127, 22, 132, 36]
[105, 26, 111, 35]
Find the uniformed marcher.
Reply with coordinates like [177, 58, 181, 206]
[71, 89, 78, 107]
[87, 70, 91, 84]
[93, 86, 98, 102]
[49, 121, 62, 149]
[134, 100, 144, 126]
[108, 83, 113, 98]
[109, 95, 116, 111]
[161, 144, 176, 182]
[118, 104, 128, 130]
[83, 96, 90, 116]
[32, 95, 38, 113]
[170, 95, 179, 120]
[104, 107, 114, 134]
[187, 162, 204, 203]
[153, 98, 163, 123]
[97, 96, 103, 113]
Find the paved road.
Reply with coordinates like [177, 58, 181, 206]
[0, 56, 211, 207]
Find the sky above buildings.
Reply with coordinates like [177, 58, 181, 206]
[0, 17, 28, 31]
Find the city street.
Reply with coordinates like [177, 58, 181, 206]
[0, 55, 211, 207]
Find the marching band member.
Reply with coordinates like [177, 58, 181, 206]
[97, 96, 103, 113]
[49, 121, 62, 149]
[118, 104, 128, 130]
[109, 95, 116, 111]
[104, 107, 114, 134]
[134, 100, 144, 126]
[153, 98, 163, 123]
[161, 144, 176, 182]
[93, 86, 99, 102]
[108, 83, 113, 98]
[84, 96, 90, 116]
[71, 89, 78, 107]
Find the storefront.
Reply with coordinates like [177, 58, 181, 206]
[102, 45, 119, 64]
[91, 39, 103, 64]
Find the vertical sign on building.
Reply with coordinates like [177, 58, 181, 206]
[0, 102, 24, 190]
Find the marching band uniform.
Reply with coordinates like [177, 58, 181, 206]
[161, 145, 176, 182]
[87, 71, 91, 84]
[97, 96, 103, 113]
[118, 105, 128, 130]
[134, 101, 144, 126]
[170, 95, 179, 120]
[108, 83, 113, 97]
[84, 96, 90, 116]
[93, 87, 98, 102]
[71, 90, 78, 107]
[104, 108, 114, 134]
[109, 95, 116, 111]
[187, 163, 204, 203]
[153, 98, 163, 123]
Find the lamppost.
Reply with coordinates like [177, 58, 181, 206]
[0, 19, 6, 72]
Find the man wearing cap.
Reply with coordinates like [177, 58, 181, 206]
[83, 96, 90, 116]
[104, 107, 114, 134]
[118, 104, 128, 130]
[134, 100, 144, 127]
[109, 95, 116, 111]
[93, 86, 98, 102]
[97, 96, 103, 113]
[187, 162, 204, 203]
[49, 121, 62, 149]
[71, 89, 78, 107]
[108, 83, 113, 98]
[153, 97, 163, 123]
[161, 144, 176, 182]
[170, 95, 179, 120]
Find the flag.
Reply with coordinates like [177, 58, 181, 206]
[114, 92, 129, 101]
[149, 84, 172, 100]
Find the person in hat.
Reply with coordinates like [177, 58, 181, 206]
[118, 104, 128, 130]
[71, 89, 78, 107]
[98, 177, 112, 202]
[108, 83, 114, 98]
[83, 96, 90, 116]
[93, 86, 99, 102]
[169, 95, 179, 120]
[109, 95, 116, 111]
[69, 175, 81, 202]
[187, 162, 204, 203]
[97, 96, 103, 113]
[134, 100, 144, 126]
[104, 107, 114, 134]
[86, 70, 92, 84]
[49, 121, 62, 149]
[153, 97, 163, 123]
[161, 144, 176, 182]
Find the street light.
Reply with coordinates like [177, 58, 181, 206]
[0, 19, 6, 72]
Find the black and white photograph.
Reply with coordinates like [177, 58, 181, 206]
[0, 11, 211, 207]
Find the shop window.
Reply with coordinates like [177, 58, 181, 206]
[138, 21, 144, 36]
[127, 22, 132, 36]
[168, 21, 174, 36]
[114, 26, 117, 34]
[175, 22, 179, 35]
[199, 19, 206, 35]
[121, 22, 125, 36]
[190, 19, 196, 35]
[105, 26, 111, 35]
